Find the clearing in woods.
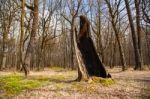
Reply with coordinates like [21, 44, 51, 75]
[0, 67, 150, 99]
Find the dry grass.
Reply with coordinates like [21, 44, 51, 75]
[0, 67, 150, 99]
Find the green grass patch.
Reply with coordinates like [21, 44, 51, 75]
[0, 74, 49, 98]
[70, 77, 116, 93]
[91, 77, 115, 86]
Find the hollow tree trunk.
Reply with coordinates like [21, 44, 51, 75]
[74, 15, 111, 81]
[74, 27, 89, 81]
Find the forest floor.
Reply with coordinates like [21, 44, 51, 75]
[0, 67, 150, 99]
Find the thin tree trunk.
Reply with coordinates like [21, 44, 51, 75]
[2, 31, 8, 69]
[145, 23, 150, 69]
[105, 0, 126, 70]
[70, 23, 74, 70]
[112, 22, 126, 71]
[135, 0, 144, 68]
[19, 0, 25, 70]
[96, 1, 104, 63]
[96, 16, 104, 63]
[124, 0, 142, 70]
[23, 0, 38, 76]
[38, 0, 46, 70]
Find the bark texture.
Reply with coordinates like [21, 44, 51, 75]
[76, 15, 111, 78]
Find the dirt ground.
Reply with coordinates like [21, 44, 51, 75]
[1, 67, 150, 99]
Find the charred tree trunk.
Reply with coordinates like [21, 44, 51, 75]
[74, 15, 111, 80]
[74, 28, 89, 81]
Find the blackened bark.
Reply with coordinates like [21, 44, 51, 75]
[77, 15, 111, 78]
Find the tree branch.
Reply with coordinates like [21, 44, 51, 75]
[20, 0, 34, 11]
[61, 14, 71, 24]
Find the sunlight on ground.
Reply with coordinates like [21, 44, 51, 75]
[0, 67, 150, 99]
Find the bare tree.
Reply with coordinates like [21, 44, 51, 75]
[141, 0, 150, 24]
[61, 0, 90, 81]
[105, 0, 126, 70]
[22, 0, 39, 76]
[19, 0, 26, 70]
[96, 0, 104, 63]
[0, 0, 17, 69]
[124, 0, 142, 70]
[135, 0, 144, 68]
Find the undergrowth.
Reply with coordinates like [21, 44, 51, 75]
[0, 74, 49, 98]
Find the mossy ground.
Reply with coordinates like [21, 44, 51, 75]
[0, 67, 149, 99]
[0, 68, 115, 98]
[0, 74, 49, 98]
[90, 77, 115, 86]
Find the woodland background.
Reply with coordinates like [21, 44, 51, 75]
[0, 0, 150, 71]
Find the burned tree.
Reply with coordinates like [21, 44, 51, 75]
[74, 15, 111, 80]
